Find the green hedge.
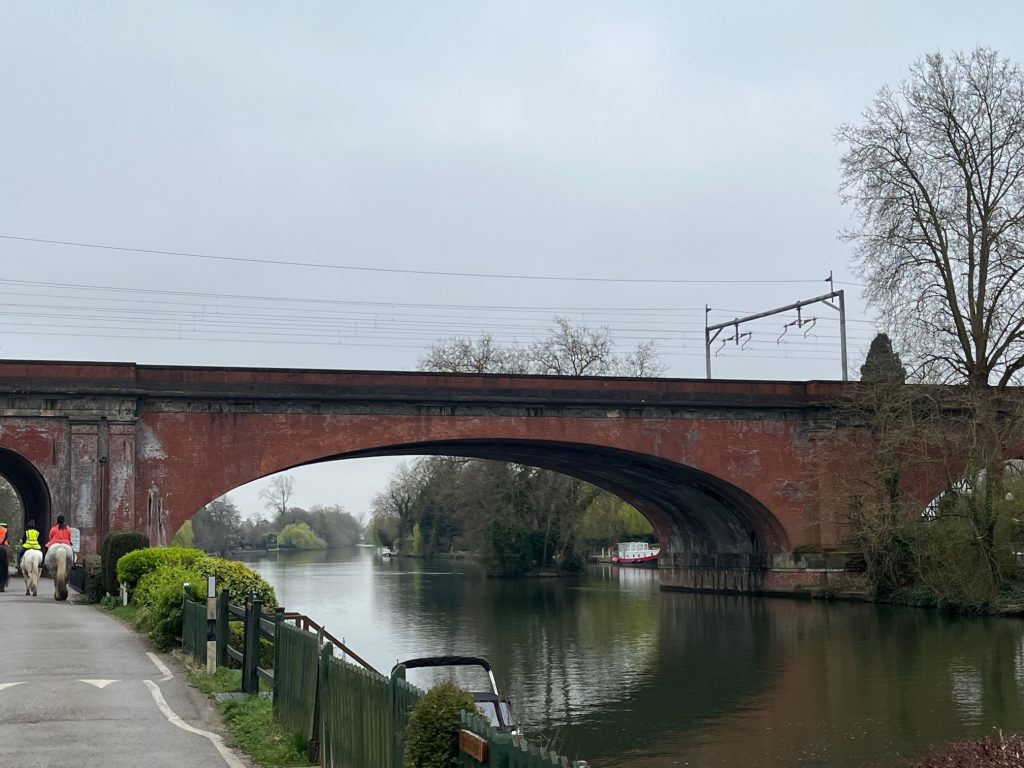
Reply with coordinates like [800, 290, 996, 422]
[117, 547, 207, 590]
[101, 530, 150, 596]
[126, 554, 277, 650]
[134, 564, 204, 650]
[197, 557, 277, 607]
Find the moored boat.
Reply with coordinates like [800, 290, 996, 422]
[611, 541, 659, 567]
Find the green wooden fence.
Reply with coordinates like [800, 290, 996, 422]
[274, 622, 320, 739]
[182, 596, 208, 663]
[318, 647, 424, 768]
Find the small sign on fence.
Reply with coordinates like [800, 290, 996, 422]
[459, 730, 489, 763]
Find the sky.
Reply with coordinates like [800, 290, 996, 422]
[3, 1, 1023, 521]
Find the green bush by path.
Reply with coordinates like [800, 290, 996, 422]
[403, 680, 478, 768]
[117, 546, 208, 590]
[125, 554, 277, 650]
[101, 530, 150, 596]
[197, 557, 277, 607]
[133, 564, 204, 649]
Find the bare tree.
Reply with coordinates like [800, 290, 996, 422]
[259, 474, 295, 521]
[419, 333, 531, 374]
[421, 317, 665, 378]
[838, 48, 1024, 388]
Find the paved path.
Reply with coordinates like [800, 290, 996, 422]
[0, 567, 251, 768]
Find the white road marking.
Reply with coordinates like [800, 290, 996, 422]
[0, 682, 25, 692]
[79, 679, 119, 689]
[147, 652, 174, 680]
[143, 680, 246, 768]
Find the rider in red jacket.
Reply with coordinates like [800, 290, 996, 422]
[48, 515, 74, 547]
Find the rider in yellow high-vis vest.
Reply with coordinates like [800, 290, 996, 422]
[22, 520, 42, 551]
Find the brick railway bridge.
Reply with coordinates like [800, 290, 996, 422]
[0, 359, 985, 593]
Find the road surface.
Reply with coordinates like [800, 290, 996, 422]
[0, 567, 251, 768]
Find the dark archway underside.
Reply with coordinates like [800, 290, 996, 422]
[0, 448, 52, 534]
[306, 439, 790, 555]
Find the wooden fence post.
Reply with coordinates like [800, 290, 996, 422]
[216, 591, 229, 668]
[241, 594, 262, 694]
[318, 644, 331, 767]
[272, 606, 284, 709]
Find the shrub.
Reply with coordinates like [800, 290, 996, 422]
[197, 557, 277, 608]
[278, 522, 327, 551]
[83, 555, 105, 604]
[403, 680, 478, 768]
[117, 547, 206, 590]
[132, 564, 203, 650]
[101, 530, 150, 596]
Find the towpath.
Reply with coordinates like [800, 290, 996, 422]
[0, 567, 250, 768]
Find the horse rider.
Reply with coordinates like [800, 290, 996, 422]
[0, 520, 8, 549]
[21, 518, 42, 564]
[48, 515, 74, 559]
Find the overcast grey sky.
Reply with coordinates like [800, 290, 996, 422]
[3, 2, 1022, 520]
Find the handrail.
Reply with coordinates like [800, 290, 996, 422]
[221, 603, 380, 676]
[281, 611, 379, 675]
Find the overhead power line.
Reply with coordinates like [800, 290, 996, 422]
[0, 234, 852, 286]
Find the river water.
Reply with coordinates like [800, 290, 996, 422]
[246, 547, 1024, 767]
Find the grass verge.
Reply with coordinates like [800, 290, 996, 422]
[187, 666, 312, 767]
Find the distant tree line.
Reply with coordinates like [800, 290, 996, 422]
[369, 457, 653, 576]
[172, 475, 362, 555]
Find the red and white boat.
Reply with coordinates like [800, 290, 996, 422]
[611, 541, 659, 567]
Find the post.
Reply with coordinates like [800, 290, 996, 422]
[272, 606, 284, 709]
[216, 591, 229, 668]
[838, 289, 848, 381]
[704, 305, 712, 379]
[206, 575, 217, 674]
[242, 594, 262, 694]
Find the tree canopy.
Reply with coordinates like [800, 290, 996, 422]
[839, 48, 1024, 388]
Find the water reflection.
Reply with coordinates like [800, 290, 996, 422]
[245, 548, 1024, 768]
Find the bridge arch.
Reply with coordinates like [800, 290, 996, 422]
[194, 440, 790, 559]
[0, 448, 52, 535]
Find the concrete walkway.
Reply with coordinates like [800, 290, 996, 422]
[0, 567, 251, 768]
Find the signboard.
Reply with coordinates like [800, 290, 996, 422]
[70, 527, 81, 554]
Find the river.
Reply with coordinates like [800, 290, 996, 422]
[245, 547, 1024, 767]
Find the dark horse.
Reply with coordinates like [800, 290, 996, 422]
[0, 545, 9, 592]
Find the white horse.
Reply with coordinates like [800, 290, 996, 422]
[45, 544, 74, 601]
[21, 548, 42, 596]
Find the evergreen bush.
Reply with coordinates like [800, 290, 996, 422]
[101, 530, 150, 596]
[117, 546, 206, 589]
[403, 680, 478, 768]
